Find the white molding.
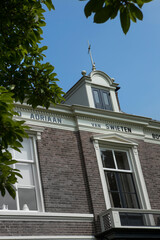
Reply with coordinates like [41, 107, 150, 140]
[144, 138, 160, 145]
[89, 70, 119, 88]
[0, 236, 95, 240]
[14, 103, 160, 142]
[85, 83, 95, 108]
[130, 146, 151, 209]
[110, 89, 120, 112]
[0, 212, 94, 222]
[14, 102, 158, 129]
[92, 133, 138, 146]
[26, 125, 45, 140]
[72, 106, 151, 126]
[90, 83, 116, 90]
[14, 102, 152, 127]
[32, 135, 45, 212]
[93, 140, 111, 209]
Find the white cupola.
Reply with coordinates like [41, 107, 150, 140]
[63, 69, 120, 113]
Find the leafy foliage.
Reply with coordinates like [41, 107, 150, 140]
[0, 0, 64, 108]
[0, 0, 64, 198]
[0, 87, 28, 198]
[82, 0, 153, 34]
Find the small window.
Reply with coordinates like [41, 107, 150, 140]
[101, 149, 140, 209]
[0, 138, 42, 211]
[92, 88, 113, 110]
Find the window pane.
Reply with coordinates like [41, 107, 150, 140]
[93, 90, 100, 104]
[115, 151, 130, 170]
[101, 150, 115, 169]
[110, 192, 122, 208]
[120, 213, 144, 226]
[19, 188, 37, 211]
[0, 192, 17, 210]
[16, 163, 34, 186]
[119, 173, 135, 193]
[124, 193, 139, 208]
[105, 172, 118, 191]
[118, 173, 139, 208]
[102, 92, 109, 105]
[106, 172, 139, 208]
[15, 138, 33, 160]
[105, 172, 122, 207]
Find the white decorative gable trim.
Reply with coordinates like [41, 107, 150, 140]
[91, 133, 138, 146]
[89, 70, 119, 89]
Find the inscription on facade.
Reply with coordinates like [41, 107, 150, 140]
[15, 110, 62, 124]
[30, 113, 62, 124]
[152, 133, 160, 140]
[105, 124, 132, 133]
[91, 123, 101, 128]
[91, 122, 132, 133]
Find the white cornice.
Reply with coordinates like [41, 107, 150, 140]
[0, 236, 95, 240]
[0, 212, 94, 222]
[71, 105, 151, 126]
[14, 102, 160, 131]
[14, 102, 73, 116]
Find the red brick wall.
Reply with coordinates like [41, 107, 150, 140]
[78, 131, 106, 216]
[37, 128, 93, 214]
[78, 131, 106, 234]
[0, 128, 97, 238]
[2, 128, 159, 237]
[137, 140, 160, 209]
[37, 128, 160, 234]
[0, 221, 94, 236]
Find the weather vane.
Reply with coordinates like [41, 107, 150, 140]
[88, 41, 96, 71]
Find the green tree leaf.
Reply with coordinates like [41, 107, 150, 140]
[83, 0, 153, 34]
[84, 0, 97, 17]
[129, 3, 143, 20]
[94, 6, 112, 23]
[120, 6, 131, 34]
[0, 0, 64, 198]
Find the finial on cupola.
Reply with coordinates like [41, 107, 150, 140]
[88, 41, 96, 71]
[81, 70, 86, 76]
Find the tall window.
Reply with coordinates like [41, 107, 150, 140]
[0, 137, 40, 211]
[101, 149, 140, 208]
[92, 88, 113, 110]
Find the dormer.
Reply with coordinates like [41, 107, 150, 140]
[64, 69, 120, 112]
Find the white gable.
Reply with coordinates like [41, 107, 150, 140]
[90, 70, 114, 88]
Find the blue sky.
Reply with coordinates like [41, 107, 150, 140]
[42, 0, 160, 120]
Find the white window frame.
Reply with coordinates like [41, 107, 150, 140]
[0, 135, 44, 212]
[101, 147, 141, 209]
[92, 133, 151, 210]
[30, 135, 45, 212]
[92, 87, 113, 111]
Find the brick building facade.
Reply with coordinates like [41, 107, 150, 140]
[1, 69, 160, 239]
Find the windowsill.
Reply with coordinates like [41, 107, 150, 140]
[99, 207, 160, 230]
[0, 211, 94, 222]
